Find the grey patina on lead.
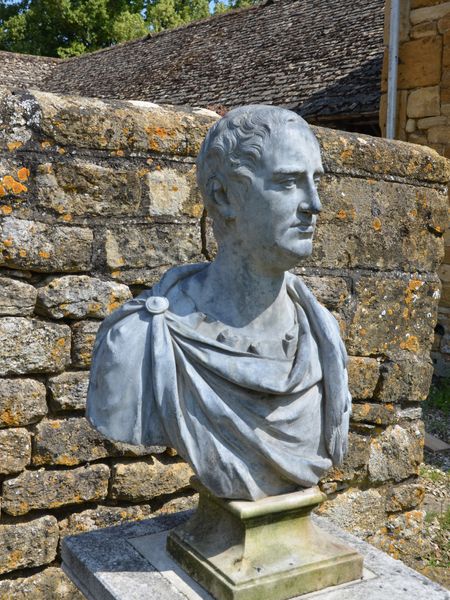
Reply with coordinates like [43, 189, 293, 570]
[86, 105, 351, 501]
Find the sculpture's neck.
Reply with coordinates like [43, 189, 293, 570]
[187, 248, 295, 333]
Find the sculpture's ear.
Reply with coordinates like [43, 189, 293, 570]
[209, 176, 236, 221]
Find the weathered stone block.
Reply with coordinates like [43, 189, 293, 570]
[417, 116, 448, 129]
[347, 356, 380, 400]
[368, 424, 423, 483]
[376, 356, 434, 402]
[411, 20, 438, 38]
[410, 2, 450, 24]
[324, 431, 370, 483]
[0, 566, 84, 600]
[317, 488, 386, 537]
[110, 456, 193, 501]
[104, 222, 202, 271]
[428, 125, 450, 144]
[145, 167, 197, 217]
[300, 275, 350, 310]
[32, 417, 162, 466]
[2, 463, 110, 515]
[304, 177, 446, 272]
[0, 378, 47, 427]
[0, 217, 93, 272]
[36, 160, 142, 217]
[386, 482, 425, 512]
[71, 320, 100, 368]
[59, 504, 153, 538]
[398, 37, 442, 88]
[438, 11, 450, 32]
[313, 125, 450, 183]
[0, 427, 31, 474]
[412, 0, 446, 8]
[32, 91, 217, 156]
[351, 403, 396, 426]
[0, 277, 36, 315]
[0, 317, 71, 375]
[32, 417, 111, 466]
[0, 516, 58, 576]
[47, 371, 89, 412]
[37, 275, 131, 319]
[346, 276, 440, 358]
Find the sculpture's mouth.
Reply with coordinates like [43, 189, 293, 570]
[292, 222, 314, 234]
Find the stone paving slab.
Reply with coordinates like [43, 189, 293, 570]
[61, 511, 449, 600]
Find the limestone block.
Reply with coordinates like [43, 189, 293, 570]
[0, 378, 47, 427]
[32, 417, 111, 466]
[0, 217, 93, 272]
[376, 356, 434, 402]
[438, 11, 450, 32]
[0, 566, 84, 600]
[411, 20, 437, 38]
[368, 510, 430, 562]
[104, 222, 202, 271]
[32, 417, 162, 466]
[412, 0, 446, 7]
[304, 177, 446, 272]
[398, 37, 442, 88]
[313, 125, 450, 184]
[32, 90, 217, 156]
[0, 428, 31, 474]
[347, 357, 380, 400]
[346, 276, 441, 358]
[37, 275, 131, 319]
[317, 488, 386, 537]
[405, 118, 416, 133]
[47, 371, 89, 412]
[59, 504, 153, 539]
[324, 431, 370, 483]
[0, 516, 58, 576]
[407, 87, 440, 119]
[109, 456, 193, 501]
[368, 424, 423, 483]
[0, 277, 36, 315]
[0, 317, 71, 375]
[2, 463, 110, 516]
[145, 168, 197, 217]
[300, 275, 350, 310]
[417, 116, 448, 129]
[351, 403, 396, 426]
[443, 30, 450, 66]
[36, 160, 142, 217]
[71, 320, 100, 368]
[428, 125, 450, 144]
[411, 2, 450, 24]
[386, 482, 425, 512]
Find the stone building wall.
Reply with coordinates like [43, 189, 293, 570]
[0, 89, 447, 598]
[381, 0, 450, 376]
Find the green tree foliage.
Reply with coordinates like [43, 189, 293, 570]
[0, 0, 259, 57]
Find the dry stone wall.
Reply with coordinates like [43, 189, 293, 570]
[381, 0, 450, 376]
[0, 89, 447, 598]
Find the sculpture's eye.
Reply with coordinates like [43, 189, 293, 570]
[280, 178, 296, 189]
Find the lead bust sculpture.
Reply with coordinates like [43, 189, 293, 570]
[86, 105, 351, 501]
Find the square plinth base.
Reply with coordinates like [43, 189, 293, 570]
[166, 482, 363, 600]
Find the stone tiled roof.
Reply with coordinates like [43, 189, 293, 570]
[0, 51, 61, 89]
[42, 0, 385, 120]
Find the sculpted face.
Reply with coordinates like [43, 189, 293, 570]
[226, 123, 324, 273]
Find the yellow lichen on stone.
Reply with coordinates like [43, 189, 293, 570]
[7, 140, 23, 151]
[38, 250, 50, 259]
[17, 167, 30, 182]
[400, 335, 420, 352]
[373, 217, 382, 231]
[337, 209, 347, 220]
[41, 141, 52, 149]
[0, 205, 12, 215]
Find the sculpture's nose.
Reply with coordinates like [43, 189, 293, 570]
[298, 178, 322, 214]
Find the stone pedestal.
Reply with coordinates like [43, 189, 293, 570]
[167, 480, 363, 600]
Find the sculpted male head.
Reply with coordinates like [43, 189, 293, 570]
[197, 105, 324, 271]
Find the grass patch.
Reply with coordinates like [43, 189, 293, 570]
[426, 378, 450, 415]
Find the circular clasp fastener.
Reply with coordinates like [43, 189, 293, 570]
[145, 296, 169, 315]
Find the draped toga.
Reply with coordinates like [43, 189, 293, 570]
[86, 263, 351, 501]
